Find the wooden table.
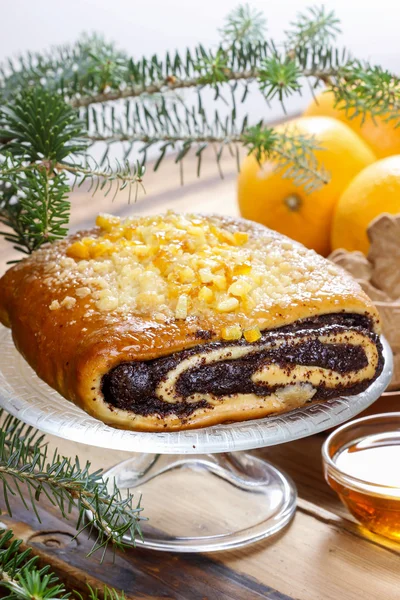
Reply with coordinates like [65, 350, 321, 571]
[1, 150, 399, 600]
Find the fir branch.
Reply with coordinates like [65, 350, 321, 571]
[72, 76, 203, 107]
[258, 55, 301, 106]
[2, 568, 69, 600]
[88, 98, 328, 189]
[86, 585, 125, 600]
[0, 34, 130, 104]
[194, 49, 231, 90]
[271, 128, 329, 192]
[294, 44, 350, 85]
[0, 87, 84, 255]
[328, 62, 400, 126]
[69, 46, 355, 110]
[0, 5, 396, 131]
[242, 123, 329, 192]
[0, 529, 126, 600]
[293, 44, 400, 124]
[0, 412, 143, 558]
[0, 35, 272, 108]
[0, 530, 68, 600]
[0, 12, 337, 110]
[67, 43, 355, 109]
[286, 5, 341, 49]
[0, 155, 145, 257]
[219, 4, 267, 45]
[59, 158, 145, 202]
[0, 412, 46, 460]
[0, 87, 88, 161]
[0, 155, 36, 179]
[69, 41, 271, 108]
[0, 88, 145, 255]
[0, 167, 70, 255]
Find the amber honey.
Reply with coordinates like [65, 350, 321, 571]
[323, 414, 400, 541]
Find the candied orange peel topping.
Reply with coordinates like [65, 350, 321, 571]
[56, 211, 340, 340]
[64, 212, 259, 323]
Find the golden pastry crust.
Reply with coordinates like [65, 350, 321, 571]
[0, 212, 382, 431]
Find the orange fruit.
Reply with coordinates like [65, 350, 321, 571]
[332, 155, 400, 254]
[237, 116, 376, 256]
[304, 90, 400, 159]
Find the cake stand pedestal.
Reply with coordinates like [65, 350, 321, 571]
[0, 326, 393, 552]
[104, 451, 296, 552]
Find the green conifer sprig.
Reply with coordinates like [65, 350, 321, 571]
[86, 95, 328, 189]
[0, 529, 69, 600]
[0, 88, 88, 161]
[0, 88, 145, 255]
[219, 3, 267, 45]
[0, 7, 397, 124]
[59, 157, 145, 202]
[0, 409, 143, 559]
[0, 529, 126, 600]
[0, 167, 70, 255]
[0, 34, 130, 104]
[329, 62, 400, 126]
[0, 6, 344, 110]
[258, 55, 301, 106]
[242, 124, 328, 192]
[285, 5, 341, 49]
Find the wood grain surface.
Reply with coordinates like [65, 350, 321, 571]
[1, 148, 399, 600]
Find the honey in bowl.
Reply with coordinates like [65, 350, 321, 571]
[323, 414, 400, 541]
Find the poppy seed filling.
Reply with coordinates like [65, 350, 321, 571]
[101, 314, 384, 419]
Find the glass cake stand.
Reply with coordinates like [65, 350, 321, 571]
[0, 325, 393, 552]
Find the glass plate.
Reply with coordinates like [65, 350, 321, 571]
[0, 325, 393, 455]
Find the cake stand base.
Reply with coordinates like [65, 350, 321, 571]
[102, 452, 296, 552]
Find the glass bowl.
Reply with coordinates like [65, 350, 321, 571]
[322, 413, 400, 541]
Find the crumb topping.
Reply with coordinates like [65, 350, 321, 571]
[60, 296, 76, 309]
[40, 211, 361, 340]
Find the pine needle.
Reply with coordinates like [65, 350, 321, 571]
[0, 410, 143, 558]
[0, 528, 127, 600]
